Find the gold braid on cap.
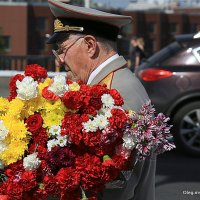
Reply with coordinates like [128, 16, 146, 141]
[54, 19, 84, 33]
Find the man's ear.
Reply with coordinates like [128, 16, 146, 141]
[83, 35, 98, 58]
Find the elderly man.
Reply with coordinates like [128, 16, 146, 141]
[47, 0, 156, 200]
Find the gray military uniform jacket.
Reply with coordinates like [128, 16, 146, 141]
[90, 56, 156, 200]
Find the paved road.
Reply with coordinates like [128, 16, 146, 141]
[156, 149, 200, 200]
[0, 77, 9, 97]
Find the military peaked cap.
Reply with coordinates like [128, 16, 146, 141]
[47, 0, 132, 43]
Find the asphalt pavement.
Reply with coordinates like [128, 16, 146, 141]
[156, 149, 200, 200]
[0, 77, 10, 97]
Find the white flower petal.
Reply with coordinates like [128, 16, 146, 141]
[101, 94, 115, 108]
[47, 139, 58, 152]
[49, 125, 61, 136]
[122, 133, 137, 150]
[0, 120, 9, 141]
[48, 75, 68, 97]
[57, 135, 68, 147]
[16, 76, 38, 100]
[94, 114, 109, 130]
[23, 152, 41, 171]
[82, 119, 98, 132]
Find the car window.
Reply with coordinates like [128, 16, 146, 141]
[161, 49, 200, 66]
[192, 47, 200, 63]
[146, 42, 182, 65]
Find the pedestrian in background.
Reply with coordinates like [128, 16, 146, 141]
[129, 36, 146, 72]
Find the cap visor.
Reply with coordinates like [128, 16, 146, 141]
[46, 33, 60, 44]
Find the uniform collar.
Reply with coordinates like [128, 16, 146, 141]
[87, 54, 119, 85]
[89, 55, 127, 86]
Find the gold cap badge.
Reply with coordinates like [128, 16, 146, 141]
[54, 19, 84, 33]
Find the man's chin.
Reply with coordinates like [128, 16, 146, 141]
[66, 71, 78, 81]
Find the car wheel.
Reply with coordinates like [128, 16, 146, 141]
[173, 101, 200, 156]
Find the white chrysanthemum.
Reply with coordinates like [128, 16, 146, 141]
[23, 152, 41, 171]
[47, 139, 58, 152]
[57, 135, 68, 147]
[104, 109, 112, 118]
[0, 142, 7, 153]
[48, 75, 68, 97]
[94, 114, 109, 130]
[16, 76, 38, 100]
[101, 94, 115, 108]
[49, 125, 61, 136]
[0, 160, 4, 169]
[82, 119, 98, 132]
[122, 133, 137, 150]
[0, 120, 9, 141]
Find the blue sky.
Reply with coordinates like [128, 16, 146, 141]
[93, 0, 130, 8]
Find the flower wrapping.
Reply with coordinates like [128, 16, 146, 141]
[0, 64, 175, 200]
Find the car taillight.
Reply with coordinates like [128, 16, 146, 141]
[139, 68, 173, 81]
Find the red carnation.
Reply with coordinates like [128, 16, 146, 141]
[6, 182, 23, 200]
[88, 144, 114, 157]
[75, 154, 104, 191]
[25, 113, 43, 133]
[109, 109, 128, 129]
[112, 155, 128, 171]
[4, 160, 23, 178]
[42, 86, 59, 101]
[0, 195, 8, 200]
[24, 64, 47, 81]
[90, 84, 108, 97]
[7, 74, 24, 101]
[109, 89, 124, 106]
[28, 144, 48, 160]
[61, 113, 88, 145]
[33, 188, 47, 200]
[62, 91, 84, 110]
[82, 84, 107, 111]
[55, 167, 80, 192]
[20, 171, 37, 191]
[43, 176, 59, 194]
[36, 160, 52, 181]
[82, 130, 102, 147]
[33, 127, 48, 146]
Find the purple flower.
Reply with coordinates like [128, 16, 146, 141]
[122, 100, 175, 160]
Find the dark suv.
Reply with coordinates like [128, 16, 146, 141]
[135, 32, 200, 156]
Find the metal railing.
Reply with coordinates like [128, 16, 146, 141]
[0, 55, 56, 71]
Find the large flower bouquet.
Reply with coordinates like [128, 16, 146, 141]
[0, 64, 175, 200]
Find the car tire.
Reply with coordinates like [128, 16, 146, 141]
[173, 101, 200, 156]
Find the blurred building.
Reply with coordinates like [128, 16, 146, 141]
[0, 0, 84, 56]
[122, 1, 200, 57]
[1, 0, 200, 58]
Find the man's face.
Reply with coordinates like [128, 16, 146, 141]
[55, 34, 90, 82]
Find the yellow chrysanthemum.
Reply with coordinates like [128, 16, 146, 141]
[44, 99, 67, 112]
[38, 78, 53, 95]
[69, 82, 80, 91]
[1, 116, 29, 143]
[7, 98, 25, 117]
[0, 140, 28, 165]
[0, 97, 9, 115]
[41, 109, 65, 128]
[21, 96, 46, 118]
